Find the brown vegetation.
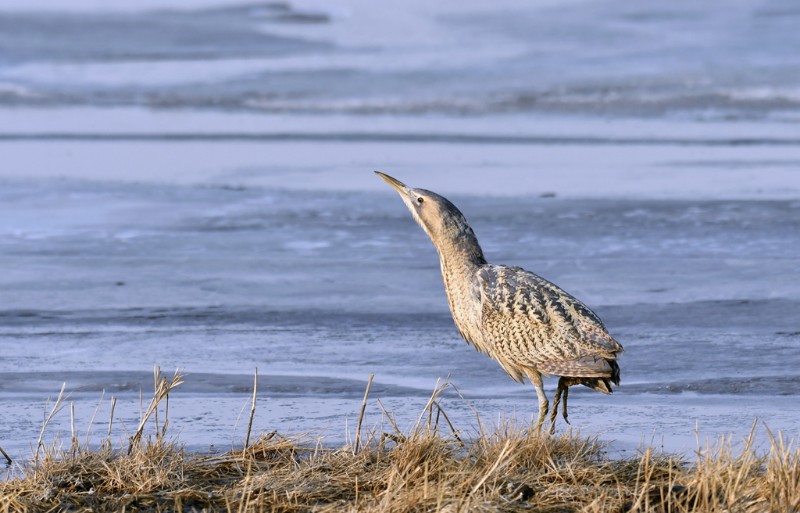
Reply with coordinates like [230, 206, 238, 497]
[1, 370, 798, 512]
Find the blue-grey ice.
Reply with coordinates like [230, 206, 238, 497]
[1, 0, 799, 462]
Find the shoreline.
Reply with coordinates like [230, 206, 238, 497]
[2, 369, 798, 472]
[2, 377, 798, 512]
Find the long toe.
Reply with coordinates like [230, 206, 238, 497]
[549, 381, 565, 434]
[562, 388, 571, 425]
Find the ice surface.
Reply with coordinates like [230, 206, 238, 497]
[1, 0, 799, 462]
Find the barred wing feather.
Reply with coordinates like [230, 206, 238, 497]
[476, 265, 622, 379]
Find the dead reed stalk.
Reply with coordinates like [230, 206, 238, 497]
[128, 366, 184, 454]
[34, 382, 67, 464]
[0, 445, 11, 465]
[244, 367, 258, 450]
[353, 372, 374, 455]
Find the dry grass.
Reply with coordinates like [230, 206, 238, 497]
[1, 372, 798, 513]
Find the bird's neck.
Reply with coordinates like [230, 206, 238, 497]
[433, 231, 486, 341]
[433, 228, 487, 286]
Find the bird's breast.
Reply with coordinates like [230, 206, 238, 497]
[439, 261, 486, 351]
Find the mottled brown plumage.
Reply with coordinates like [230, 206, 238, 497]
[376, 172, 623, 433]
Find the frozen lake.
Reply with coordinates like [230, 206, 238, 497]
[1, 0, 799, 462]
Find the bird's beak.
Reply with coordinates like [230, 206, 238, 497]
[374, 171, 410, 195]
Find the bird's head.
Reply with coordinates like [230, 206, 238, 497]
[374, 171, 479, 250]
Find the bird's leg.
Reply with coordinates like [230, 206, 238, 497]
[549, 378, 574, 434]
[549, 378, 565, 435]
[529, 372, 549, 434]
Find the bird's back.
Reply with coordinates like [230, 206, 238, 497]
[452, 264, 622, 384]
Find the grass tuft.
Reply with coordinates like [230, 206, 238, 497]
[1, 374, 798, 512]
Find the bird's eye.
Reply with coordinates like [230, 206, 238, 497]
[417, 197, 424, 204]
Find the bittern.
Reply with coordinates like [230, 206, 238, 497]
[376, 172, 622, 433]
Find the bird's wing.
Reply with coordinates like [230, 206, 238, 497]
[476, 264, 622, 376]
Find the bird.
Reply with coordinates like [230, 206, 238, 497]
[375, 172, 622, 433]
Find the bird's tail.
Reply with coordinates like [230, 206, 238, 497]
[576, 359, 620, 395]
[542, 357, 621, 394]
